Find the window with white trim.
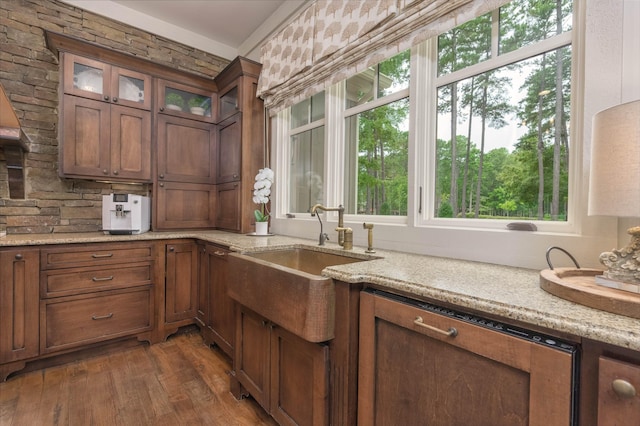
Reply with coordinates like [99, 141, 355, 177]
[276, 0, 576, 235]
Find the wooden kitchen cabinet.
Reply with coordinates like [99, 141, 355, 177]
[156, 114, 217, 185]
[63, 53, 151, 110]
[157, 79, 215, 123]
[213, 57, 264, 234]
[60, 53, 152, 181]
[233, 304, 329, 426]
[597, 356, 640, 424]
[215, 181, 241, 232]
[39, 242, 154, 355]
[197, 243, 235, 357]
[154, 109, 217, 230]
[358, 289, 577, 426]
[216, 113, 242, 184]
[0, 248, 39, 380]
[164, 241, 198, 325]
[154, 181, 216, 230]
[580, 339, 640, 425]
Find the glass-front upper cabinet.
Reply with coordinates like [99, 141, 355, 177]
[218, 85, 239, 121]
[62, 53, 151, 110]
[157, 79, 216, 123]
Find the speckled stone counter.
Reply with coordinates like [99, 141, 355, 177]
[2, 231, 638, 351]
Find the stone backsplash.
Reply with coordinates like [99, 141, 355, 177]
[0, 0, 229, 234]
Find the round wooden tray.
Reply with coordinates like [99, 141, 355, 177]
[539, 268, 640, 319]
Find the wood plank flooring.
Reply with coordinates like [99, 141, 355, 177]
[0, 330, 277, 426]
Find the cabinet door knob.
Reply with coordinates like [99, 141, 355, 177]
[168, 246, 175, 252]
[159, 174, 164, 179]
[103, 169, 109, 174]
[113, 170, 119, 175]
[159, 106, 165, 112]
[159, 182, 164, 187]
[112, 97, 118, 103]
[104, 95, 110, 101]
[612, 379, 637, 398]
[15, 253, 23, 260]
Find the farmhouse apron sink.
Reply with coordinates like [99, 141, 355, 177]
[227, 247, 370, 342]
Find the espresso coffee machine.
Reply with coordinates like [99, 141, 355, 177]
[102, 194, 150, 235]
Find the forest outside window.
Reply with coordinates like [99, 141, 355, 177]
[434, 0, 573, 222]
[344, 51, 410, 216]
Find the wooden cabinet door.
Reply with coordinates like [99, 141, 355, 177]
[215, 182, 241, 231]
[358, 290, 576, 426]
[157, 79, 215, 123]
[156, 114, 217, 184]
[218, 84, 239, 121]
[154, 182, 216, 230]
[207, 245, 234, 357]
[271, 326, 329, 426]
[61, 95, 110, 178]
[111, 66, 152, 110]
[0, 249, 39, 364]
[110, 105, 151, 181]
[164, 242, 198, 323]
[235, 305, 271, 411]
[63, 53, 111, 101]
[597, 356, 640, 425]
[216, 113, 242, 183]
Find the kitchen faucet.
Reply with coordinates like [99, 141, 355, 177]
[310, 204, 352, 249]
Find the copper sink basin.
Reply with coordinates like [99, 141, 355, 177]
[227, 248, 370, 342]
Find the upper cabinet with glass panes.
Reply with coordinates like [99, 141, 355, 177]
[63, 53, 151, 110]
[157, 79, 215, 123]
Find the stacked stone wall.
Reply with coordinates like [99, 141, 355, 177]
[0, 0, 229, 234]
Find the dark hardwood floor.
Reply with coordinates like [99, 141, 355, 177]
[0, 330, 277, 426]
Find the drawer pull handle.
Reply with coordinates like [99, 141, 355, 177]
[92, 275, 114, 282]
[92, 313, 114, 320]
[414, 316, 458, 337]
[612, 379, 636, 398]
[92, 253, 114, 258]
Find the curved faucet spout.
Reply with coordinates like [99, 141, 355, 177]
[310, 204, 346, 247]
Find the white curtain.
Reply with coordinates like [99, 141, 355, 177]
[258, 0, 512, 115]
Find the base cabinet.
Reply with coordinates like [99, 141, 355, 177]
[358, 289, 576, 426]
[164, 241, 198, 328]
[0, 249, 40, 380]
[580, 339, 640, 425]
[233, 305, 329, 426]
[197, 243, 234, 357]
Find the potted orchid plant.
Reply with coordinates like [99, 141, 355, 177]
[253, 167, 274, 235]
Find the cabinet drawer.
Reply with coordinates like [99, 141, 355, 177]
[41, 287, 152, 353]
[41, 242, 153, 269]
[42, 262, 152, 298]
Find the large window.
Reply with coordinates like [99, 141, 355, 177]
[276, 0, 578, 244]
[435, 0, 573, 221]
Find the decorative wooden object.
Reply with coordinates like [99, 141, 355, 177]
[539, 267, 640, 319]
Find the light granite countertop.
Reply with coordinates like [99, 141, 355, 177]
[2, 231, 638, 351]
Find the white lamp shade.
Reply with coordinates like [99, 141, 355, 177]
[588, 100, 640, 218]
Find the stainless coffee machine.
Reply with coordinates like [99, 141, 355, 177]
[102, 194, 150, 235]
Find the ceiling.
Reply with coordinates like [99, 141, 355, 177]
[61, 0, 307, 61]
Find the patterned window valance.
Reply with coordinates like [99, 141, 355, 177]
[258, 0, 511, 115]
